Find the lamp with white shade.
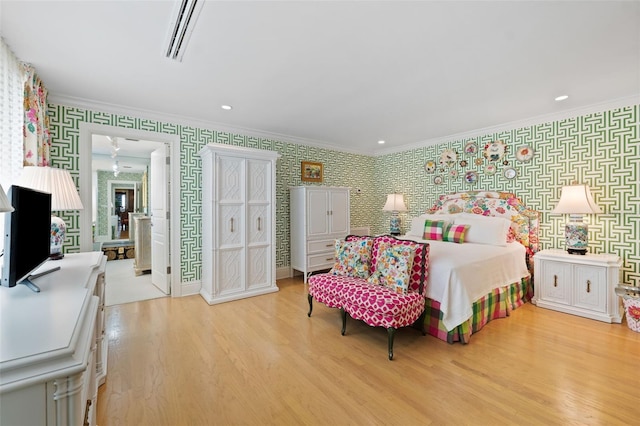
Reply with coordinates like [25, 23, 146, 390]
[551, 183, 602, 255]
[18, 166, 84, 260]
[382, 193, 408, 235]
[0, 184, 14, 213]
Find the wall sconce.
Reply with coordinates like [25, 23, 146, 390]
[551, 183, 602, 255]
[382, 193, 407, 236]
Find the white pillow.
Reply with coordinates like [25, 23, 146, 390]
[407, 217, 426, 236]
[452, 213, 511, 246]
[407, 213, 454, 237]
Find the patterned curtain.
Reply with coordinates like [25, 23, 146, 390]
[23, 64, 51, 166]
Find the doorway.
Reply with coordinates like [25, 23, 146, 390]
[79, 123, 181, 300]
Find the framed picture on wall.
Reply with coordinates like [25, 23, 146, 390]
[301, 161, 323, 182]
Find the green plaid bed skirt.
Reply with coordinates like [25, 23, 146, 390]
[424, 276, 532, 344]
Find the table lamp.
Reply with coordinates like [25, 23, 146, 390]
[551, 183, 602, 255]
[0, 184, 14, 212]
[18, 166, 84, 260]
[382, 193, 407, 235]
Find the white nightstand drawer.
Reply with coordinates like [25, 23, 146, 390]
[308, 239, 336, 254]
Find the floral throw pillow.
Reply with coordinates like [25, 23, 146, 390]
[366, 242, 415, 294]
[423, 219, 446, 240]
[330, 238, 373, 278]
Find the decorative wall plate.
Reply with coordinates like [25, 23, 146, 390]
[516, 145, 535, 162]
[424, 160, 436, 173]
[450, 169, 458, 178]
[485, 164, 497, 175]
[503, 167, 517, 179]
[464, 141, 478, 155]
[475, 158, 484, 166]
[439, 149, 457, 168]
[483, 139, 507, 162]
[433, 175, 443, 185]
[459, 160, 468, 167]
[465, 171, 478, 184]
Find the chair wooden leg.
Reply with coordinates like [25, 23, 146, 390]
[387, 328, 396, 360]
[307, 294, 313, 317]
[340, 308, 347, 335]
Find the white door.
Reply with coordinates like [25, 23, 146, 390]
[150, 145, 170, 294]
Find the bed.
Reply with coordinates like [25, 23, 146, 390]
[401, 191, 539, 343]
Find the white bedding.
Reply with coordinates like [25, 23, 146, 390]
[402, 237, 530, 330]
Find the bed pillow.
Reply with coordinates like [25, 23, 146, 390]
[442, 224, 470, 243]
[423, 219, 447, 240]
[452, 214, 511, 246]
[366, 242, 415, 294]
[407, 217, 427, 237]
[330, 238, 373, 278]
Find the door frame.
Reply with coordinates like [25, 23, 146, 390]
[79, 123, 182, 296]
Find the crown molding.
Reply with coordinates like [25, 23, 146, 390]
[50, 93, 638, 159]
[373, 95, 640, 156]
[48, 94, 367, 156]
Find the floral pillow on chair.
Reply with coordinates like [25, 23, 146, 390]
[366, 241, 415, 294]
[330, 238, 374, 278]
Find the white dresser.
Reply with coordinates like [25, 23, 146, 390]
[198, 143, 281, 305]
[134, 216, 152, 276]
[0, 252, 108, 426]
[533, 249, 623, 323]
[290, 186, 350, 282]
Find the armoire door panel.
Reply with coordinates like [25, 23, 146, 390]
[248, 204, 269, 244]
[219, 204, 243, 247]
[247, 159, 270, 202]
[218, 248, 244, 294]
[247, 246, 269, 289]
[218, 156, 244, 202]
[307, 190, 329, 236]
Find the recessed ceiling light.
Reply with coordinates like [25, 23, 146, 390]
[378, 140, 385, 144]
[221, 105, 232, 110]
[555, 95, 569, 101]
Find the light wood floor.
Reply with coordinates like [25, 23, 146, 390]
[97, 276, 639, 425]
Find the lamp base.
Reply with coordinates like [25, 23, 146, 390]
[567, 248, 587, 255]
[50, 215, 66, 261]
[389, 214, 401, 235]
[565, 221, 589, 256]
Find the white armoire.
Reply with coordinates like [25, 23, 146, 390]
[198, 143, 280, 304]
[290, 186, 350, 282]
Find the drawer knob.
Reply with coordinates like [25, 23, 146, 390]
[587, 280, 591, 293]
[554, 275, 558, 287]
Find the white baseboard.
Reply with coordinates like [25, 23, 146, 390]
[179, 280, 201, 297]
[276, 266, 292, 280]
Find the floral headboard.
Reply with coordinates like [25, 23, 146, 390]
[427, 191, 540, 269]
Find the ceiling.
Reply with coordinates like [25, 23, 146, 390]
[2, 1, 639, 156]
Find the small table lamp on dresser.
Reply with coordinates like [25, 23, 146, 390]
[551, 183, 602, 255]
[383, 193, 407, 236]
[18, 166, 84, 260]
[0, 184, 13, 213]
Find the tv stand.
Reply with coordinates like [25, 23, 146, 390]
[0, 252, 108, 426]
[21, 266, 62, 292]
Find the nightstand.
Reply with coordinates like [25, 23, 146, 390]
[533, 249, 623, 323]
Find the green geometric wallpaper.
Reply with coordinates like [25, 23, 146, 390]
[95, 170, 144, 237]
[47, 103, 639, 289]
[47, 104, 376, 285]
[373, 105, 639, 287]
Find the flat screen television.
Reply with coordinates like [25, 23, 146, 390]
[1, 185, 52, 292]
